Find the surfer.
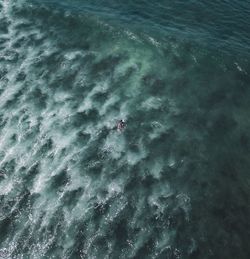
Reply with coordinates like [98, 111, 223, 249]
[117, 119, 126, 131]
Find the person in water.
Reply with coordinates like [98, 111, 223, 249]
[117, 119, 126, 131]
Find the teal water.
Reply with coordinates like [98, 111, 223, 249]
[0, 0, 250, 258]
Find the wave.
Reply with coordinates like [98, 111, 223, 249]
[31, 0, 250, 57]
[0, 0, 250, 258]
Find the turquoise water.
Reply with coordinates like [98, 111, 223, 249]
[0, 0, 250, 258]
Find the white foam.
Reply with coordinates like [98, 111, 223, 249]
[0, 180, 13, 195]
[124, 30, 139, 42]
[147, 36, 161, 47]
[126, 150, 146, 166]
[107, 181, 122, 196]
[0, 2, 196, 257]
[99, 95, 120, 116]
[176, 193, 191, 220]
[234, 62, 247, 74]
[31, 171, 48, 194]
[168, 155, 176, 168]
[102, 132, 126, 159]
[149, 159, 164, 178]
[141, 96, 162, 111]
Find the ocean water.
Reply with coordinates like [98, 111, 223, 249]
[0, 0, 250, 258]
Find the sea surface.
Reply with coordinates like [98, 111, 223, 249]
[0, 0, 250, 258]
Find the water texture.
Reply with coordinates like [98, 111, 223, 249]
[0, 0, 250, 258]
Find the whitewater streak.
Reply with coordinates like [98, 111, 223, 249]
[0, 0, 250, 258]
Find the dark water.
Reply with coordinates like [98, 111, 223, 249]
[0, 0, 250, 258]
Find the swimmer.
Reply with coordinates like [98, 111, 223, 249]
[117, 119, 126, 131]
